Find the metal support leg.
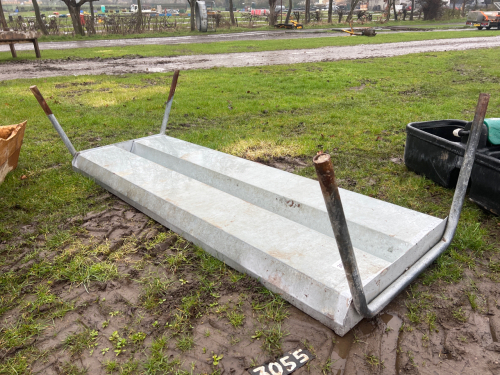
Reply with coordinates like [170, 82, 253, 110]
[314, 93, 490, 318]
[313, 153, 369, 316]
[160, 70, 180, 135]
[30, 85, 76, 157]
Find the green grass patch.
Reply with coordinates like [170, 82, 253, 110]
[252, 323, 289, 356]
[1, 29, 496, 62]
[0, 49, 499, 371]
[21, 17, 467, 44]
[1, 47, 498, 262]
[64, 327, 99, 356]
[175, 334, 194, 352]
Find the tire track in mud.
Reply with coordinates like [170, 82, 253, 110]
[1, 36, 500, 81]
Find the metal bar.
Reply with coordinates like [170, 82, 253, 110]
[313, 153, 369, 316]
[314, 93, 489, 318]
[160, 99, 173, 135]
[363, 93, 489, 317]
[160, 70, 180, 135]
[30, 85, 77, 156]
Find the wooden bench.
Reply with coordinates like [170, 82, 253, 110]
[0, 31, 41, 58]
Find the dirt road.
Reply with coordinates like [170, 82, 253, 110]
[2, 36, 499, 81]
[0, 27, 465, 53]
[0, 30, 348, 53]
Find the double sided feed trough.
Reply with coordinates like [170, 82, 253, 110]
[30, 78, 489, 336]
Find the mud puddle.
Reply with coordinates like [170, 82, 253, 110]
[1, 36, 500, 81]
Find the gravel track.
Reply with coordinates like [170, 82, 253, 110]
[1, 35, 500, 80]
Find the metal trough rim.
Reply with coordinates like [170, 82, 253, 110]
[29, 81, 490, 325]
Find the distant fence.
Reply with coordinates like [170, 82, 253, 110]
[3, 12, 276, 35]
[3, 10, 360, 36]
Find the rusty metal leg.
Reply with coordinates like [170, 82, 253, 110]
[32, 38, 41, 58]
[313, 93, 489, 319]
[160, 70, 180, 135]
[9, 43, 17, 58]
[313, 153, 369, 316]
[30, 85, 76, 156]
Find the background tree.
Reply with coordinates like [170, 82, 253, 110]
[385, 0, 391, 21]
[268, 0, 277, 25]
[418, 0, 444, 20]
[32, 0, 49, 35]
[392, 0, 397, 20]
[328, 0, 333, 23]
[285, 0, 292, 23]
[460, 0, 474, 15]
[410, 0, 415, 19]
[186, 0, 195, 30]
[87, 0, 96, 35]
[0, 0, 5, 28]
[305, 0, 310, 23]
[229, 0, 235, 25]
[346, 0, 362, 22]
[136, 0, 143, 32]
[60, 0, 94, 36]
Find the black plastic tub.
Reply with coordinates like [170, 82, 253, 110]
[469, 148, 500, 215]
[405, 120, 499, 215]
[404, 120, 469, 188]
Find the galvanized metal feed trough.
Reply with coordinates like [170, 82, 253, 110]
[30, 78, 488, 336]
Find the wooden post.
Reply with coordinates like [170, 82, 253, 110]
[89, 0, 96, 35]
[32, 38, 41, 58]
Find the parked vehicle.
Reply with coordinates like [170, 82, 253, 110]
[130, 4, 158, 14]
[466, 10, 500, 30]
[251, 9, 269, 15]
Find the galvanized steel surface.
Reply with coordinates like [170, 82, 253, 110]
[69, 135, 449, 335]
[131, 135, 446, 261]
[31, 86, 482, 334]
[73, 145, 391, 334]
[48, 114, 76, 157]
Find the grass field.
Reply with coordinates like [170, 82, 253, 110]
[1, 29, 496, 62]
[0, 47, 499, 374]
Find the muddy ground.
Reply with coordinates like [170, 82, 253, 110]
[1, 36, 500, 81]
[1, 155, 500, 374]
[0, 27, 466, 54]
[0, 30, 353, 53]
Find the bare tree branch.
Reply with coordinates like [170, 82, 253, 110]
[60, 0, 98, 36]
